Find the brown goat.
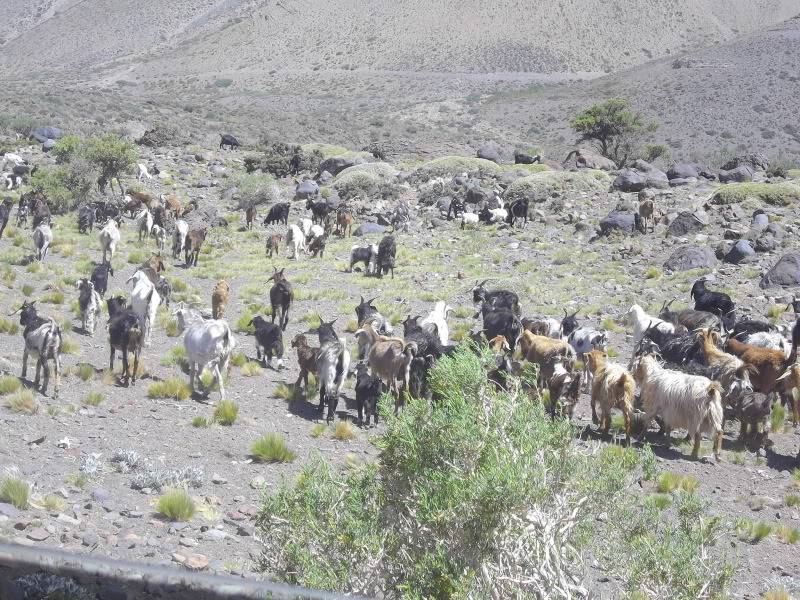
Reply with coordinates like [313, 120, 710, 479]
[637, 199, 655, 232]
[124, 190, 154, 215]
[336, 210, 354, 237]
[162, 194, 182, 218]
[291, 334, 319, 390]
[266, 234, 283, 258]
[211, 280, 231, 319]
[699, 328, 755, 393]
[585, 349, 634, 445]
[777, 363, 800, 426]
[141, 254, 165, 277]
[726, 337, 793, 398]
[185, 229, 206, 267]
[245, 204, 257, 230]
[518, 330, 575, 387]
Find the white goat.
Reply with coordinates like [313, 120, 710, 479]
[286, 223, 306, 260]
[420, 301, 453, 345]
[460, 212, 479, 229]
[136, 162, 152, 181]
[33, 223, 52, 262]
[308, 223, 324, 241]
[737, 331, 791, 358]
[174, 307, 236, 401]
[76, 278, 103, 335]
[126, 271, 160, 347]
[485, 207, 508, 222]
[627, 304, 675, 344]
[316, 337, 351, 422]
[298, 218, 313, 238]
[150, 224, 166, 252]
[136, 208, 153, 242]
[99, 219, 121, 265]
[1, 152, 24, 171]
[172, 219, 189, 259]
[632, 354, 724, 460]
[3, 173, 22, 190]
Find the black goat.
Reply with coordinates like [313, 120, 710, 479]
[308, 232, 327, 258]
[505, 198, 529, 228]
[0, 197, 12, 239]
[156, 276, 172, 307]
[219, 133, 241, 150]
[472, 280, 520, 316]
[77, 204, 96, 234]
[446, 198, 464, 221]
[561, 307, 580, 337]
[267, 267, 293, 331]
[90, 262, 114, 298]
[402, 316, 450, 359]
[354, 295, 392, 335]
[691, 279, 735, 322]
[730, 318, 776, 338]
[376, 235, 396, 279]
[355, 361, 384, 427]
[349, 244, 376, 275]
[406, 354, 435, 401]
[107, 296, 142, 387]
[306, 198, 330, 224]
[481, 309, 523, 352]
[658, 299, 721, 331]
[250, 315, 285, 368]
[12, 300, 62, 398]
[262, 202, 290, 226]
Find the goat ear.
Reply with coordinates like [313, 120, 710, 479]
[776, 369, 792, 381]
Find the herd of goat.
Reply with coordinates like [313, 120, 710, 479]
[3, 149, 800, 464]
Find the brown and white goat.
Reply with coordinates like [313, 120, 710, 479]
[266, 234, 283, 258]
[699, 328, 755, 394]
[161, 194, 182, 219]
[355, 323, 417, 412]
[211, 280, 231, 319]
[291, 334, 319, 390]
[585, 349, 634, 445]
[518, 330, 575, 387]
[245, 204, 257, 230]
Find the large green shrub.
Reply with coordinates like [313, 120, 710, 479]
[223, 172, 281, 209]
[83, 134, 138, 189]
[503, 170, 610, 205]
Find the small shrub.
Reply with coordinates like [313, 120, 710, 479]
[0, 477, 30, 509]
[192, 416, 209, 428]
[736, 518, 773, 543]
[160, 346, 188, 368]
[771, 403, 786, 432]
[774, 524, 800, 544]
[213, 400, 239, 426]
[645, 267, 662, 279]
[41, 290, 65, 305]
[785, 493, 800, 507]
[148, 378, 191, 401]
[83, 392, 104, 406]
[273, 382, 300, 402]
[241, 361, 262, 377]
[332, 421, 357, 441]
[42, 494, 65, 512]
[0, 376, 21, 395]
[236, 311, 256, 333]
[251, 433, 295, 463]
[601, 317, 623, 333]
[656, 471, 699, 493]
[61, 338, 80, 354]
[762, 588, 791, 600]
[0, 318, 19, 334]
[310, 424, 327, 438]
[230, 352, 247, 367]
[21, 284, 34, 297]
[644, 493, 672, 510]
[73, 363, 94, 381]
[67, 473, 89, 489]
[6, 390, 38, 414]
[711, 182, 800, 206]
[157, 489, 196, 521]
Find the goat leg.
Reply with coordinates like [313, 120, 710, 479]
[317, 383, 325, 411]
[121, 348, 130, 387]
[34, 355, 43, 391]
[691, 433, 701, 459]
[131, 349, 139, 386]
[52, 354, 60, 399]
[214, 364, 225, 401]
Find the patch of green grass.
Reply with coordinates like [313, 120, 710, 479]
[766, 304, 788, 320]
[344, 319, 359, 333]
[273, 382, 301, 402]
[0, 376, 21, 395]
[61, 338, 80, 354]
[41, 290, 65, 304]
[251, 433, 295, 463]
[83, 392, 104, 406]
[0, 477, 30, 509]
[148, 378, 191, 401]
[160, 346, 188, 368]
[785, 494, 800, 507]
[0, 318, 20, 334]
[241, 361, 262, 376]
[73, 363, 94, 381]
[26, 262, 42, 273]
[42, 494, 64, 512]
[127, 250, 146, 265]
[606, 348, 619, 359]
[332, 421, 357, 441]
[645, 267, 662, 279]
[310, 424, 327, 438]
[236, 311, 256, 334]
[298, 312, 322, 329]
[169, 277, 188, 292]
[771, 403, 786, 433]
[192, 416, 209, 428]
[213, 400, 239, 426]
[551, 250, 573, 266]
[761, 588, 791, 600]
[601, 318, 623, 333]
[644, 493, 672, 511]
[774, 524, 800, 544]
[729, 451, 746, 466]
[5, 389, 38, 414]
[736, 518, 773, 543]
[230, 352, 247, 367]
[157, 489, 196, 521]
[656, 472, 699, 494]
[712, 182, 800, 206]
[67, 473, 89, 489]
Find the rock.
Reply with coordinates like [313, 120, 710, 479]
[667, 211, 705, 237]
[0, 503, 21, 518]
[235, 523, 254, 537]
[715, 240, 736, 259]
[317, 170, 333, 184]
[82, 532, 99, 546]
[760, 252, 800, 288]
[249, 476, 266, 490]
[294, 179, 319, 200]
[751, 223, 784, 253]
[668, 177, 696, 187]
[202, 529, 227, 542]
[42, 139, 56, 152]
[30, 126, 63, 143]
[667, 163, 715, 180]
[209, 165, 226, 176]
[179, 537, 198, 547]
[719, 165, 754, 183]
[664, 246, 717, 272]
[172, 552, 210, 571]
[26, 527, 50, 541]
[211, 474, 227, 485]
[598, 211, 636, 236]
[476, 142, 504, 164]
[353, 223, 386, 236]
[56, 513, 80, 526]
[318, 155, 363, 177]
[724, 240, 756, 264]
[612, 164, 669, 192]
[91, 488, 110, 503]
[563, 149, 616, 171]
[751, 210, 770, 229]
[721, 153, 770, 172]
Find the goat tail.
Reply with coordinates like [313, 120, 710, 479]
[705, 381, 724, 432]
[616, 373, 635, 413]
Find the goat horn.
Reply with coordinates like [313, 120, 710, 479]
[7, 306, 22, 316]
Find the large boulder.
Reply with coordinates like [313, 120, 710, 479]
[760, 252, 800, 288]
[750, 223, 784, 252]
[719, 165, 755, 183]
[724, 240, 756, 264]
[42, 139, 57, 152]
[667, 163, 715, 180]
[354, 223, 386, 236]
[514, 150, 540, 165]
[613, 161, 669, 192]
[562, 149, 615, 171]
[294, 179, 319, 200]
[664, 246, 716, 272]
[599, 211, 636, 236]
[30, 126, 63, 143]
[184, 204, 228, 230]
[318, 155, 366, 177]
[722, 153, 769, 172]
[667, 211, 705, 237]
[476, 143, 506, 164]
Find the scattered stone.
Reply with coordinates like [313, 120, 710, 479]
[0, 503, 21, 519]
[724, 240, 756, 264]
[211, 474, 227, 485]
[26, 527, 50, 541]
[760, 252, 800, 288]
[663, 246, 716, 272]
[667, 211, 705, 236]
[172, 552, 210, 571]
[179, 537, 198, 548]
[249, 476, 266, 490]
[202, 529, 227, 542]
[56, 513, 81, 526]
[82, 532, 99, 546]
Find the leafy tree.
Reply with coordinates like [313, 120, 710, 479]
[51, 135, 82, 165]
[570, 99, 658, 167]
[84, 134, 138, 195]
[29, 168, 75, 213]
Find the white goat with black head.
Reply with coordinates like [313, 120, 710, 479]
[627, 303, 676, 344]
[12, 300, 62, 398]
[420, 301, 453, 346]
[76, 278, 103, 335]
[126, 270, 160, 347]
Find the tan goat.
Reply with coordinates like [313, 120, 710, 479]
[211, 280, 231, 319]
[585, 349, 634, 445]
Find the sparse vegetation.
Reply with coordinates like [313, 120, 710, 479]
[5, 390, 38, 414]
[332, 421, 357, 441]
[0, 376, 22, 395]
[157, 489, 196, 521]
[148, 378, 192, 401]
[192, 416, 209, 428]
[83, 392, 104, 406]
[213, 400, 239, 425]
[251, 434, 295, 463]
[0, 477, 30, 509]
[711, 182, 800, 206]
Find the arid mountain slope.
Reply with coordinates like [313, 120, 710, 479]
[0, 0, 798, 78]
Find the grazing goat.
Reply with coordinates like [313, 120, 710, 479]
[263, 202, 290, 226]
[637, 199, 655, 232]
[568, 326, 608, 389]
[291, 334, 319, 390]
[174, 307, 236, 401]
[90, 262, 114, 298]
[161, 194, 182, 218]
[522, 317, 562, 339]
[126, 271, 160, 347]
[336, 210, 353, 237]
[376, 235, 396, 278]
[266, 234, 283, 258]
[316, 318, 351, 422]
[13, 300, 62, 398]
[460, 212, 479, 229]
[734, 331, 791, 357]
[728, 387, 772, 448]
[211, 280, 230, 319]
[156, 276, 172, 307]
[298, 218, 313, 238]
[357, 323, 417, 413]
[141, 254, 166, 278]
[355, 361, 384, 427]
[631, 354, 723, 460]
[77, 205, 97, 234]
[478, 206, 508, 224]
[726, 337, 794, 397]
[402, 316, 450, 359]
[355, 296, 393, 338]
[219, 133, 240, 150]
[447, 198, 464, 221]
[33, 223, 52, 262]
[691, 279, 735, 324]
[505, 198, 529, 228]
[286, 224, 306, 260]
[250, 315, 284, 368]
[420, 301, 453, 346]
[106, 296, 143, 386]
[0, 197, 12, 238]
[472, 280, 520, 316]
[77, 278, 103, 335]
[99, 219, 121, 266]
[658, 300, 720, 331]
[585, 350, 634, 445]
[267, 267, 293, 331]
[136, 162, 152, 181]
[136, 208, 153, 242]
[777, 363, 800, 426]
[349, 244, 377, 274]
[172, 219, 189, 259]
[627, 304, 675, 344]
[185, 228, 206, 267]
[308, 232, 327, 258]
[519, 331, 575, 385]
[406, 354, 435, 401]
[698, 328, 754, 398]
[245, 204, 257, 230]
[306, 198, 330, 224]
[481, 308, 523, 352]
[150, 224, 166, 252]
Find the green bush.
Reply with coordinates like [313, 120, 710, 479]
[334, 163, 399, 200]
[157, 489, 196, 521]
[213, 400, 239, 425]
[412, 156, 501, 181]
[504, 170, 610, 205]
[251, 434, 295, 463]
[84, 134, 138, 191]
[0, 477, 29, 509]
[51, 135, 82, 164]
[223, 172, 281, 209]
[711, 182, 800, 206]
